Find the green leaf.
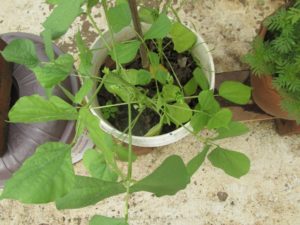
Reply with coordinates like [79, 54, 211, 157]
[1, 39, 39, 68]
[115, 144, 137, 162]
[150, 65, 173, 85]
[131, 155, 190, 197]
[166, 102, 193, 126]
[121, 69, 152, 85]
[9, 95, 78, 123]
[43, 0, 84, 39]
[107, 2, 131, 33]
[190, 111, 210, 133]
[214, 121, 249, 140]
[1, 142, 74, 203]
[32, 54, 74, 88]
[193, 67, 209, 90]
[139, 6, 159, 24]
[74, 79, 93, 104]
[208, 147, 250, 178]
[90, 215, 128, 225]
[46, 0, 60, 4]
[198, 90, 220, 113]
[162, 84, 182, 102]
[183, 77, 197, 96]
[145, 120, 163, 137]
[109, 40, 141, 64]
[148, 51, 160, 66]
[83, 149, 118, 181]
[41, 30, 55, 61]
[55, 176, 126, 209]
[207, 108, 232, 129]
[144, 13, 172, 40]
[76, 32, 93, 76]
[219, 81, 252, 105]
[170, 22, 197, 53]
[87, 0, 99, 10]
[187, 145, 210, 177]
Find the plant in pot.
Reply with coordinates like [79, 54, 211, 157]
[0, 0, 252, 224]
[243, 0, 300, 135]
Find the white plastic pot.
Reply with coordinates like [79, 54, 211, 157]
[89, 24, 215, 148]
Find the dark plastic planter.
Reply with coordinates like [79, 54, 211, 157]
[0, 33, 79, 188]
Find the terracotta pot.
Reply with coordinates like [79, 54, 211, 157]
[250, 26, 292, 120]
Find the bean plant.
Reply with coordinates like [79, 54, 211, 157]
[0, 0, 252, 224]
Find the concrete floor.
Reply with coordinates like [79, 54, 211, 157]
[1, 0, 300, 225]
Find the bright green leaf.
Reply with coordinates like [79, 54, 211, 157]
[214, 121, 249, 140]
[193, 67, 209, 90]
[87, 0, 99, 10]
[208, 147, 250, 178]
[121, 69, 152, 85]
[115, 144, 137, 162]
[41, 30, 55, 61]
[190, 111, 210, 133]
[131, 155, 190, 197]
[138, 6, 158, 24]
[219, 81, 252, 105]
[183, 77, 197, 96]
[187, 145, 210, 177]
[55, 176, 125, 209]
[144, 13, 172, 40]
[170, 22, 197, 53]
[145, 120, 163, 137]
[1, 39, 39, 68]
[166, 102, 193, 126]
[162, 84, 182, 102]
[109, 40, 141, 64]
[9, 95, 78, 123]
[148, 52, 160, 65]
[107, 2, 131, 33]
[207, 108, 232, 129]
[198, 90, 220, 113]
[1, 142, 74, 203]
[83, 149, 118, 181]
[90, 215, 128, 225]
[76, 32, 93, 76]
[74, 79, 93, 104]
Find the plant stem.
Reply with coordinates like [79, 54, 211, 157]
[128, 0, 149, 69]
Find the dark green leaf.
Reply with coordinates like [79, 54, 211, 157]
[219, 81, 252, 105]
[109, 40, 141, 64]
[107, 2, 131, 33]
[193, 67, 209, 90]
[43, 0, 84, 39]
[87, 0, 99, 10]
[55, 176, 126, 209]
[207, 108, 232, 129]
[1, 142, 74, 203]
[144, 13, 172, 40]
[131, 155, 190, 196]
[1, 39, 39, 68]
[90, 215, 128, 225]
[74, 79, 93, 104]
[198, 90, 220, 113]
[41, 30, 55, 61]
[183, 77, 197, 96]
[32, 54, 74, 88]
[190, 111, 210, 133]
[138, 6, 158, 24]
[170, 22, 197, 53]
[115, 144, 137, 162]
[214, 121, 249, 140]
[83, 149, 118, 181]
[166, 102, 192, 126]
[187, 145, 210, 177]
[208, 147, 250, 178]
[8, 95, 78, 123]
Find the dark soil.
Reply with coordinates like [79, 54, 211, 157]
[97, 38, 198, 136]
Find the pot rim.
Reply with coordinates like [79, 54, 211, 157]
[88, 24, 215, 147]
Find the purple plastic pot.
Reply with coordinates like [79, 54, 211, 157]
[0, 33, 80, 188]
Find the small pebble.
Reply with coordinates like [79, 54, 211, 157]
[217, 191, 228, 201]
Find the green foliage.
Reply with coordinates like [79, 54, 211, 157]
[1, 142, 74, 203]
[109, 40, 141, 64]
[89, 215, 128, 225]
[207, 108, 232, 129]
[187, 145, 210, 176]
[107, 1, 131, 33]
[144, 13, 172, 40]
[193, 67, 209, 90]
[244, 2, 300, 121]
[219, 81, 252, 105]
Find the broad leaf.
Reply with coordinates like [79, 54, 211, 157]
[162, 84, 182, 102]
[131, 155, 190, 197]
[83, 149, 118, 181]
[214, 121, 249, 140]
[121, 69, 152, 86]
[32, 54, 74, 88]
[43, 0, 84, 39]
[41, 29, 55, 61]
[115, 144, 137, 162]
[148, 51, 160, 65]
[144, 13, 172, 40]
[55, 176, 125, 209]
[74, 79, 93, 104]
[9, 95, 78, 123]
[107, 2, 131, 33]
[1, 142, 74, 203]
[145, 121, 163, 137]
[208, 147, 250, 178]
[1, 39, 39, 68]
[207, 108, 232, 129]
[139, 6, 159, 24]
[193, 67, 209, 90]
[150, 64, 173, 85]
[219, 81, 252, 105]
[190, 111, 210, 133]
[187, 145, 210, 177]
[109, 40, 141, 64]
[87, 0, 99, 10]
[198, 90, 220, 113]
[166, 102, 192, 126]
[90, 215, 128, 225]
[170, 22, 197, 53]
[76, 32, 93, 76]
[183, 77, 198, 96]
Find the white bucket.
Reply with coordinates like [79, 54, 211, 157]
[89, 24, 215, 148]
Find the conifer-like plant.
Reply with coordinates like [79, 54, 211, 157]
[244, 0, 300, 122]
